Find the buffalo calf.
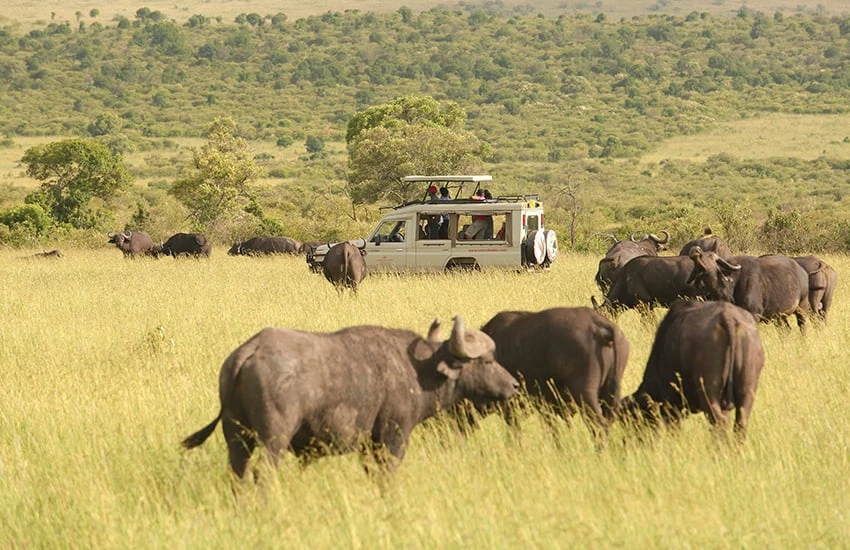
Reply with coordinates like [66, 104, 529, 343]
[623, 300, 765, 437]
[182, 317, 519, 477]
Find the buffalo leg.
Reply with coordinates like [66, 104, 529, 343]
[223, 418, 257, 479]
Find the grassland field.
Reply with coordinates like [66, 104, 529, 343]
[1, 247, 848, 546]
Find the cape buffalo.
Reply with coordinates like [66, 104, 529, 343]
[108, 231, 155, 257]
[155, 232, 212, 258]
[323, 241, 367, 293]
[688, 248, 809, 330]
[679, 227, 733, 259]
[181, 316, 519, 477]
[622, 300, 765, 437]
[595, 254, 700, 312]
[228, 236, 303, 256]
[793, 255, 837, 322]
[481, 307, 629, 437]
[594, 230, 670, 293]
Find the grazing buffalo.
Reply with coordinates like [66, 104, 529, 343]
[596, 255, 700, 312]
[323, 241, 367, 293]
[299, 241, 324, 255]
[181, 317, 519, 477]
[228, 236, 303, 256]
[679, 227, 733, 259]
[480, 307, 629, 437]
[155, 232, 212, 258]
[622, 300, 765, 437]
[108, 231, 155, 257]
[595, 231, 670, 293]
[688, 248, 809, 330]
[793, 255, 837, 322]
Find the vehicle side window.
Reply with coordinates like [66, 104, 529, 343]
[418, 214, 442, 240]
[371, 221, 407, 243]
[526, 215, 539, 231]
[456, 213, 506, 241]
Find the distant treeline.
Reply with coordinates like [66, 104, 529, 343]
[2, 7, 850, 252]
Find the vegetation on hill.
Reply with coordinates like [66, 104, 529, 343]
[1, 7, 850, 251]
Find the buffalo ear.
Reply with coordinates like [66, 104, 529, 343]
[410, 337, 436, 363]
[436, 361, 461, 380]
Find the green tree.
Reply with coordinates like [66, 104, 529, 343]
[22, 138, 131, 228]
[346, 95, 489, 204]
[169, 117, 265, 229]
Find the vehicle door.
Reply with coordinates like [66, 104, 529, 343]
[415, 212, 451, 271]
[366, 219, 410, 270]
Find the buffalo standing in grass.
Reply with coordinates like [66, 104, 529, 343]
[622, 300, 765, 437]
[108, 231, 155, 257]
[228, 236, 303, 256]
[793, 255, 837, 322]
[688, 248, 809, 330]
[678, 227, 733, 259]
[595, 254, 700, 313]
[155, 232, 212, 258]
[323, 241, 367, 293]
[594, 230, 670, 293]
[480, 307, 629, 437]
[181, 317, 519, 477]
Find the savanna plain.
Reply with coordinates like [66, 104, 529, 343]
[2, 249, 848, 547]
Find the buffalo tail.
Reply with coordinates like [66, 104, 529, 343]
[181, 412, 221, 449]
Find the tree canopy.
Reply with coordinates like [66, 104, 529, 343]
[22, 138, 131, 229]
[169, 117, 265, 230]
[346, 96, 490, 204]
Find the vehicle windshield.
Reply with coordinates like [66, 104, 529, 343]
[370, 220, 407, 243]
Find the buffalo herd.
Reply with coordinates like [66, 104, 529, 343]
[170, 227, 837, 477]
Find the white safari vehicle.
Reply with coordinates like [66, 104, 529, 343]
[307, 175, 558, 273]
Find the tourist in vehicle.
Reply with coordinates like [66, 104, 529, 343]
[465, 190, 489, 239]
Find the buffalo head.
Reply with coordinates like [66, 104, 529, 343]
[687, 247, 742, 301]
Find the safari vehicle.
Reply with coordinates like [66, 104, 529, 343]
[307, 175, 558, 273]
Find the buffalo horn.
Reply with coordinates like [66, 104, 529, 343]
[649, 230, 670, 244]
[716, 257, 742, 271]
[630, 231, 646, 242]
[448, 316, 493, 360]
[427, 318, 442, 343]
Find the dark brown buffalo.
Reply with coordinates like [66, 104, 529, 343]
[688, 249, 809, 330]
[679, 227, 733, 259]
[323, 241, 367, 293]
[299, 241, 324, 255]
[108, 231, 155, 257]
[793, 255, 837, 322]
[481, 307, 629, 436]
[181, 317, 519, 477]
[155, 232, 212, 258]
[595, 231, 670, 293]
[622, 300, 765, 436]
[228, 235, 303, 256]
[596, 254, 700, 312]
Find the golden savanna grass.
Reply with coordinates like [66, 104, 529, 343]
[1, 248, 848, 547]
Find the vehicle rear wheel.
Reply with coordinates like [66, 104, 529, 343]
[525, 230, 547, 265]
[544, 229, 558, 263]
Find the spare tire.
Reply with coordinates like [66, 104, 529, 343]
[526, 230, 547, 265]
[544, 229, 558, 263]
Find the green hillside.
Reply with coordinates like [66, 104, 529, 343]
[1, 5, 850, 251]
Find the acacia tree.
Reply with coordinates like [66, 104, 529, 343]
[345, 95, 490, 204]
[169, 117, 264, 230]
[22, 138, 131, 229]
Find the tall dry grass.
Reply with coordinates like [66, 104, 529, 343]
[1, 248, 848, 546]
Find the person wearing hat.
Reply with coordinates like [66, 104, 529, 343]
[427, 185, 439, 201]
